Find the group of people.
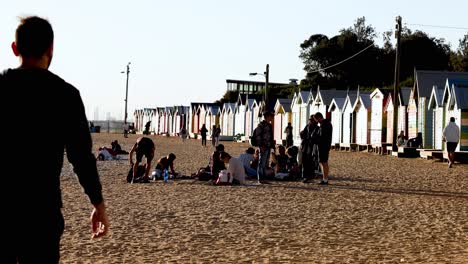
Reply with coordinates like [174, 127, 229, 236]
[3, 15, 463, 264]
[128, 137, 179, 182]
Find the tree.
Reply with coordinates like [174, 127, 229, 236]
[451, 34, 468, 71]
[399, 30, 451, 80]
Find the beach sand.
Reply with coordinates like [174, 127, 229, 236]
[59, 133, 468, 263]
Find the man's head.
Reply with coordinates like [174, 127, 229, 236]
[219, 152, 232, 163]
[12, 16, 54, 67]
[246, 147, 255, 154]
[278, 145, 286, 155]
[216, 144, 225, 152]
[313, 112, 324, 123]
[288, 122, 291, 126]
[450, 117, 455, 122]
[263, 111, 274, 122]
[168, 153, 176, 161]
[309, 114, 317, 125]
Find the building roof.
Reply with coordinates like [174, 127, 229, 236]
[329, 97, 346, 111]
[275, 98, 292, 114]
[450, 78, 468, 109]
[400, 87, 412, 106]
[414, 70, 468, 98]
[317, 89, 348, 105]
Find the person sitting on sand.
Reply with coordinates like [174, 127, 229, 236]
[111, 140, 129, 154]
[153, 153, 177, 180]
[210, 144, 226, 180]
[220, 152, 246, 184]
[271, 145, 289, 180]
[238, 147, 257, 177]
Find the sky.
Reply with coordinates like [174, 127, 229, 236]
[1, 0, 467, 121]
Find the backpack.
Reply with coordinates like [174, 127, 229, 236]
[251, 124, 263, 147]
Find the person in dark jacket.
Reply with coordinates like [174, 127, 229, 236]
[1, 16, 108, 263]
[314, 112, 333, 185]
[300, 115, 320, 183]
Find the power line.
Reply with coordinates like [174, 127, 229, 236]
[405, 23, 468, 31]
[308, 43, 375, 73]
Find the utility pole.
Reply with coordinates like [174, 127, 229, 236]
[122, 62, 131, 125]
[392, 16, 402, 152]
[264, 64, 269, 111]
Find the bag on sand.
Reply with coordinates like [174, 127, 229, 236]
[215, 170, 232, 185]
[127, 165, 148, 183]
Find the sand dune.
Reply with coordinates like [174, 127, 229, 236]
[59, 133, 468, 263]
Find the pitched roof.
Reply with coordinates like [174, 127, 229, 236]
[318, 90, 348, 105]
[275, 98, 292, 113]
[450, 78, 468, 109]
[400, 87, 412, 106]
[415, 70, 468, 98]
[329, 97, 346, 111]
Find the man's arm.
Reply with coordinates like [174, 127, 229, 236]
[64, 87, 108, 237]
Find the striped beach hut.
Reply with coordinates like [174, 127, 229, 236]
[165, 107, 174, 136]
[409, 70, 468, 148]
[341, 92, 358, 144]
[234, 95, 247, 136]
[134, 109, 144, 133]
[274, 98, 292, 145]
[427, 86, 445, 150]
[370, 88, 390, 144]
[245, 99, 259, 139]
[150, 108, 159, 134]
[445, 78, 468, 150]
[291, 91, 311, 146]
[207, 106, 220, 135]
[329, 97, 346, 145]
[352, 91, 371, 145]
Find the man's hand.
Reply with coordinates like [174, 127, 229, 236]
[90, 201, 109, 239]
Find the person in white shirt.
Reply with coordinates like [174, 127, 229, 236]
[443, 117, 460, 168]
[238, 147, 257, 177]
[220, 152, 246, 184]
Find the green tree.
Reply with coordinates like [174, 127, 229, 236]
[451, 34, 468, 71]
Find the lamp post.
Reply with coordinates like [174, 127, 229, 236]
[249, 64, 269, 110]
[121, 62, 131, 125]
[392, 16, 402, 152]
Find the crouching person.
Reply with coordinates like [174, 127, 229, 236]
[219, 152, 246, 185]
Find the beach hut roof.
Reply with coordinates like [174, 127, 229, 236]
[329, 97, 346, 112]
[414, 70, 468, 98]
[399, 87, 412, 106]
[428, 86, 444, 109]
[274, 98, 292, 114]
[352, 92, 371, 111]
[449, 78, 468, 109]
[317, 89, 348, 105]
[208, 106, 220, 115]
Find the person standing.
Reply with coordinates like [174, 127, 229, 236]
[300, 115, 320, 183]
[211, 125, 217, 147]
[256, 111, 275, 183]
[314, 112, 333, 185]
[1, 16, 108, 263]
[443, 117, 460, 168]
[215, 125, 221, 146]
[180, 126, 187, 142]
[144, 121, 151, 135]
[129, 137, 155, 182]
[284, 122, 294, 148]
[123, 122, 129, 138]
[200, 124, 208, 147]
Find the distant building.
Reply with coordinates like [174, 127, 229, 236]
[226, 79, 288, 95]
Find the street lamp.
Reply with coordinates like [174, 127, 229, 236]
[121, 62, 131, 125]
[249, 64, 269, 110]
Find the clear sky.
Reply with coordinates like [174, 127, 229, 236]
[1, 0, 467, 121]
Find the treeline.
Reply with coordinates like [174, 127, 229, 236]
[218, 17, 468, 103]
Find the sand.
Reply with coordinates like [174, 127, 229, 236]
[59, 133, 468, 263]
